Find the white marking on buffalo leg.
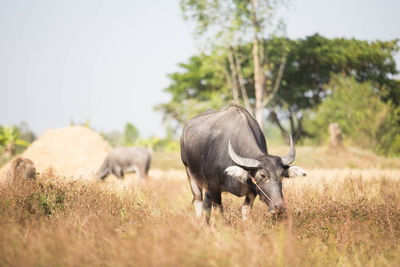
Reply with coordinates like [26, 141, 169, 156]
[194, 200, 203, 219]
[241, 206, 251, 221]
[241, 193, 256, 221]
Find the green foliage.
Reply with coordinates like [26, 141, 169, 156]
[0, 125, 30, 147]
[0, 125, 31, 158]
[155, 53, 229, 126]
[135, 136, 180, 152]
[180, 0, 286, 47]
[276, 34, 399, 110]
[157, 34, 399, 142]
[123, 123, 140, 146]
[101, 122, 179, 152]
[102, 123, 140, 147]
[166, 53, 230, 102]
[23, 181, 67, 216]
[175, 0, 399, 149]
[259, 34, 399, 140]
[380, 79, 400, 107]
[181, 0, 291, 137]
[305, 75, 400, 156]
[101, 130, 123, 147]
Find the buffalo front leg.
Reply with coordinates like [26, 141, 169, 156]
[112, 166, 124, 179]
[242, 192, 256, 221]
[204, 191, 223, 224]
[138, 166, 148, 179]
[212, 192, 224, 224]
[212, 192, 223, 217]
[186, 167, 203, 219]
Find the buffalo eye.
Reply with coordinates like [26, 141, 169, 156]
[260, 173, 267, 179]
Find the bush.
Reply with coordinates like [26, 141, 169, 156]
[305, 75, 400, 156]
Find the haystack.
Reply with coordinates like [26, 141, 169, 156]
[0, 126, 111, 181]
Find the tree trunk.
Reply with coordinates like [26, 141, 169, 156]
[233, 51, 253, 114]
[269, 111, 289, 139]
[228, 51, 240, 104]
[329, 123, 343, 148]
[250, 0, 264, 128]
[253, 36, 264, 128]
[263, 54, 287, 106]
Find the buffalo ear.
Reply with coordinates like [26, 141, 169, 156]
[283, 166, 306, 178]
[224, 166, 249, 184]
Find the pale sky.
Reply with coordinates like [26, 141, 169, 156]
[1, 0, 399, 137]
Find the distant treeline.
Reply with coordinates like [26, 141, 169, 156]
[101, 123, 179, 152]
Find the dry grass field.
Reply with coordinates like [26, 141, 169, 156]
[0, 147, 399, 266]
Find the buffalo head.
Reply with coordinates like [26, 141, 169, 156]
[228, 135, 306, 215]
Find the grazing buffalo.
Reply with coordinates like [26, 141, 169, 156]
[7, 157, 36, 184]
[97, 147, 151, 180]
[181, 106, 306, 221]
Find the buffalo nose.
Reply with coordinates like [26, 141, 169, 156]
[270, 203, 286, 215]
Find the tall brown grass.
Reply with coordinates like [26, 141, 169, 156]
[0, 167, 399, 266]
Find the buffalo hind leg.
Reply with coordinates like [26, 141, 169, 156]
[138, 166, 148, 179]
[212, 192, 223, 223]
[144, 159, 151, 178]
[186, 167, 203, 219]
[204, 191, 223, 224]
[242, 192, 256, 220]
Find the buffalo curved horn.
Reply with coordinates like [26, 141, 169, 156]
[228, 140, 261, 169]
[281, 134, 296, 166]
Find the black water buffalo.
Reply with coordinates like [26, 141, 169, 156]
[97, 147, 152, 180]
[180, 106, 306, 221]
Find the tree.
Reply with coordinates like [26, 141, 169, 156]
[304, 75, 400, 156]
[270, 35, 399, 141]
[180, 0, 288, 128]
[102, 123, 140, 147]
[123, 123, 140, 146]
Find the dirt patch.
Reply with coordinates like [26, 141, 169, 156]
[0, 126, 111, 181]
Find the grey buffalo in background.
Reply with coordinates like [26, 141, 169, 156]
[97, 147, 152, 180]
[181, 105, 306, 222]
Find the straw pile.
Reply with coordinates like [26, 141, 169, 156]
[0, 126, 111, 181]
